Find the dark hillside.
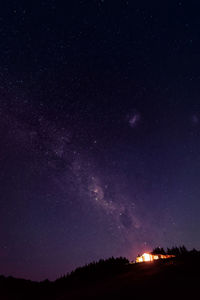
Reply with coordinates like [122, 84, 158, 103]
[1, 251, 200, 299]
[55, 255, 200, 299]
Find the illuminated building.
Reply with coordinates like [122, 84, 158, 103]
[135, 253, 175, 263]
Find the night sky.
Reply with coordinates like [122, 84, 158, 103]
[1, 0, 200, 281]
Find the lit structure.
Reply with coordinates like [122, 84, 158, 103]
[135, 253, 175, 263]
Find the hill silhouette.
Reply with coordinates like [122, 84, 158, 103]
[1, 247, 200, 299]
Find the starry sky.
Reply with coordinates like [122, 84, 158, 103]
[1, 0, 200, 281]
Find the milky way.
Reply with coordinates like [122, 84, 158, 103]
[0, 98, 177, 279]
[1, 1, 200, 281]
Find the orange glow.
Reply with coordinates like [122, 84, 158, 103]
[137, 257, 143, 262]
[153, 255, 159, 260]
[142, 253, 152, 261]
[135, 253, 175, 263]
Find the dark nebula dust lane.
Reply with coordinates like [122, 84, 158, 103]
[0, 1, 200, 280]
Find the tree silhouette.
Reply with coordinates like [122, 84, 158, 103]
[152, 247, 166, 254]
[152, 245, 189, 256]
[56, 256, 129, 286]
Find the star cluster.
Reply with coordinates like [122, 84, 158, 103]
[0, 1, 200, 280]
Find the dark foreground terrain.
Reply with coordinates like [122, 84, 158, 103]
[1, 252, 200, 299]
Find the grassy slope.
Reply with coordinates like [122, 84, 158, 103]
[1, 256, 200, 299]
[56, 257, 200, 299]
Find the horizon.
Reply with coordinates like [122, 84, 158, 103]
[1, 245, 196, 282]
[0, 244, 196, 281]
[1, 0, 200, 281]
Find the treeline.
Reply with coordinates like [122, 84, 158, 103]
[56, 256, 129, 285]
[152, 245, 200, 257]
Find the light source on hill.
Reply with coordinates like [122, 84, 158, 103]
[135, 253, 175, 263]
